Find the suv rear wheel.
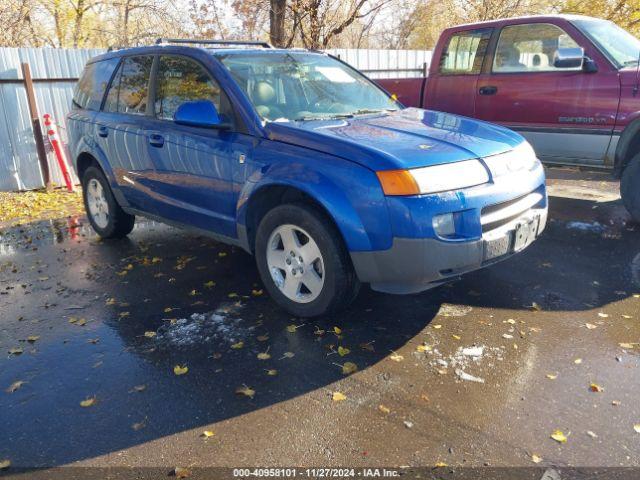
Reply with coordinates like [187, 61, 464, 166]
[621, 153, 640, 223]
[255, 203, 360, 317]
[82, 166, 135, 238]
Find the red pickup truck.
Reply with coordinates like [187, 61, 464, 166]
[377, 14, 640, 221]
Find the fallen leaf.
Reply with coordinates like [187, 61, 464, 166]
[173, 365, 188, 376]
[332, 391, 347, 402]
[256, 334, 269, 342]
[598, 312, 609, 318]
[26, 335, 40, 342]
[286, 324, 298, 333]
[133, 384, 147, 392]
[314, 326, 325, 336]
[201, 430, 214, 438]
[132, 422, 146, 431]
[527, 302, 541, 311]
[0, 460, 10, 470]
[416, 344, 431, 352]
[251, 289, 263, 296]
[634, 424, 640, 433]
[106, 298, 116, 305]
[546, 373, 558, 380]
[378, 404, 390, 414]
[227, 293, 238, 298]
[574, 358, 583, 364]
[333, 326, 342, 335]
[452, 334, 461, 340]
[281, 351, 295, 359]
[389, 352, 404, 362]
[341, 362, 358, 375]
[531, 454, 543, 464]
[8, 347, 23, 355]
[230, 341, 244, 349]
[622, 315, 632, 319]
[257, 350, 271, 360]
[6, 380, 25, 393]
[144, 331, 156, 338]
[551, 430, 568, 443]
[266, 369, 278, 376]
[203, 281, 216, 288]
[434, 462, 448, 467]
[585, 323, 597, 330]
[235, 385, 255, 399]
[433, 324, 442, 329]
[619, 343, 637, 349]
[188, 289, 200, 297]
[502, 333, 514, 339]
[337, 346, 350, 356]
[80, 396, 96, 407]
[174, 467, 191, 478]
[163, 307, 175, 313]
[118, 312, 129, 319]
[612, 400, 621, 406]
[589, 383, 604, 393]
[586, 430, 598, 438]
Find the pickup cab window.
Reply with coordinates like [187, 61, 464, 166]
[572, 17, 640, 68]
[493, 23, 580, 73]
[439, 29, 492, 75]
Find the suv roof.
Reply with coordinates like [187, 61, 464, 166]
[93, 39, 319, 64]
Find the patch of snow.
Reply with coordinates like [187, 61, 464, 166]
[455, 369, 485, 383]
[437, 304, 472, 317]
[565, 221, 604, 232]
[154, 303, 251, 349]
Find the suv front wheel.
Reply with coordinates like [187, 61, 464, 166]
[255, 203, 360, 317]
[82, 166, 135, 238]
[621, 153, 640, 223]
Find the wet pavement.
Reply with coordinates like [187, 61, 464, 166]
[0, 167, 639, 474]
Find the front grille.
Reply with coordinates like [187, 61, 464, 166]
[481, 190, 543, 233]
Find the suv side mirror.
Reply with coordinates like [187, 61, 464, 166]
[553, 47, 585, 69]
[174, 100, 230, 129]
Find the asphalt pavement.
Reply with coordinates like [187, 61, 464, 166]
[0, 167, 638, 477]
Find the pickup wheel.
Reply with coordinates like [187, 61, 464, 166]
[82, 166, 135, 238]
[255, 203, 360, 317]
[621, 153, 640, 223]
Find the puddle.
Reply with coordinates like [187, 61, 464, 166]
[154, 303, 253, 349]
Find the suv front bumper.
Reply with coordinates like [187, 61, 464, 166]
[350, 203, 547, 295]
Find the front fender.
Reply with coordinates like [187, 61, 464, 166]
[237, 143, 393, 253]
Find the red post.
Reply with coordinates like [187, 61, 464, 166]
[43, 114, 75, 192]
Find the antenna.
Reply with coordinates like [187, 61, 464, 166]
[634, 47, 640, 96]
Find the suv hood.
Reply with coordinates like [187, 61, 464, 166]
[265, 108, 524, 171]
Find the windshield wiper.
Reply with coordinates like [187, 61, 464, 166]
[352, 108, 399, 115]
[294, 113, 354, 121]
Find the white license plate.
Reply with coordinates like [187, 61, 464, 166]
[513, 215, 540, 252]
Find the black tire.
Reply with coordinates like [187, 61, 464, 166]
[82, 166, 135, 238]
[621, 153, 640, 223]
[255, 203, 360, 317]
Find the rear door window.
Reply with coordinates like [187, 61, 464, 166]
[154, 55, 229, 121]
[493, 23, 581, 72]
[72, 57, 119, 110]
[103, 55, 153, 115]
[439, 29, 493, 75]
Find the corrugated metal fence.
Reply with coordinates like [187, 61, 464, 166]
[0, 47, 431, 192]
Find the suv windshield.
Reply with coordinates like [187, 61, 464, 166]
[572, 18, 640, 68]
[215, 51, 400, 122]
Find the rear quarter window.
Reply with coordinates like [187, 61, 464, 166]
[72, 57, 120, 111]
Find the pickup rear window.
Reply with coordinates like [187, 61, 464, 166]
[72, 57, 120, 111]
[439, 28, 492, 75]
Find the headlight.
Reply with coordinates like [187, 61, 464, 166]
[483, 141, 539, 178]
[377, 159, 490, 196]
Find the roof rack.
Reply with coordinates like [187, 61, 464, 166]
[155, 38, 273, 48]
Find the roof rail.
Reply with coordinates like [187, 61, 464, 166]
[155, 38, 273, 48]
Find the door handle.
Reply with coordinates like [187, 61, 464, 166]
[148, 133, 164, 148]
[97, 125, 108, 138]
[479, 86, 498, 95]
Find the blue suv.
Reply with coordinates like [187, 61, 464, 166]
[67, 39, 547, 317]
